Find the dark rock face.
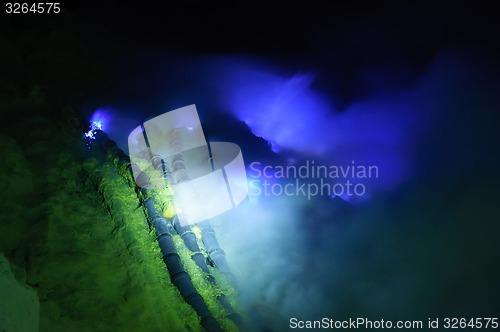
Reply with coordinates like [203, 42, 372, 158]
[0, 252, 40, 332]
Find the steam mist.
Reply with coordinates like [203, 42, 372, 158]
[86, 46, 499, 331]
[206, 48, 500, 330]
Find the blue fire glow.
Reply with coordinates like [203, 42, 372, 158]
[85, 120, 103, 139]
[89, 108, 111, 131]
[209, 58, 431, 198]
[84, 108, 112, 147]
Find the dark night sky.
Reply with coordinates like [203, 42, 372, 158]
[7, 2, 500, 71]
[4, 1, 500, 112]
[69, 2, 499, 55]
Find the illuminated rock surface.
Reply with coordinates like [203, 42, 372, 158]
[0, 115, 203, 331]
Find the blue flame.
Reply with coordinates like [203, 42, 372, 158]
[84, 109, 111, 147]
[90, 108, 111, 131]
[208, 58, 432, 199]
[84, 120, 103, 139]
[92, 120, 103, 131]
